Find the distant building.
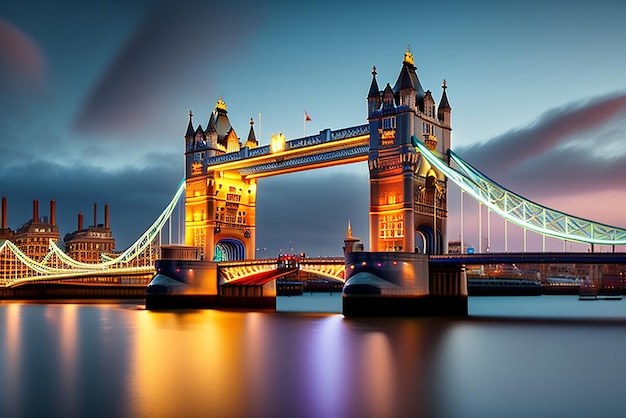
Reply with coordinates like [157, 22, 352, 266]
[343, 221, 364, 256]
[64, 203, 115, 263]
[448, 240, 462, 254]
[13, 199, 60, 261]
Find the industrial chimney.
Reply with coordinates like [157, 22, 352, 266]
[93, 202, 97, 227]
[1, 196, 6, 230]
[105, 204, 110, 229]
[33, 199, 39, 223]
[78, 212, 84, 231]
[50, 199, 56, 226]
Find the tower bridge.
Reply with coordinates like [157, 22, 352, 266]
[4, 49, 626, 314]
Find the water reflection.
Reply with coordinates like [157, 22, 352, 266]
[1, 296, 626, 417]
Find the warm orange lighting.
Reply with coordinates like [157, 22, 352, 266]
[361, 261, 367, 266]
[270, 132, 286, 153]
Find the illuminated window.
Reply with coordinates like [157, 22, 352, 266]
[382, 117, 396, 130]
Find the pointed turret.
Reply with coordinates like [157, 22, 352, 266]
[185, 110, 195, 138]
[214, 97, 233, 147]
[393, 48, 425, 110]
[382, 83, 395, 112]
[423, 90, 435, 119]
[206, 111, 216, 133]
[194, 124, 206, 148]
[437, 79, 451, 126]
[185, 110, 195, 152]
[244, 118, 258, 148]
[368, 66, 381, 115]
[225, 128, 240, 153]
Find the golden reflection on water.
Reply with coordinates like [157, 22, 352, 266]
[128, 309, 247, 418]
[361, 331, 394, 416]
[3, 303, 21, 416]
[57, 304, 78, 416]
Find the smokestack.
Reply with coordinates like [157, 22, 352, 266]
[104, 204, 110, 229]
[93, 202, 97, 227]
[50, 199, 56, 226]
[33, 199, 39, 223]
[2, 196, 6, 230]
[78, 212, 83, 231]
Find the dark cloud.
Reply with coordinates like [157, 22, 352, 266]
[0, 156, 181, 250]
[457, 93, 626, 200]
[0, 152, 369, 256]
[73, 0, 263, 137]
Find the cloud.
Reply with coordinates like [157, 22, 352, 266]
[457, 93, 626, 200]
[72, 0, 263, 137]
[0, 156, 181, 250]
[0, 17, 46, 92]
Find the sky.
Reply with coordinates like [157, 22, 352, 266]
[2, 0, 626, 256]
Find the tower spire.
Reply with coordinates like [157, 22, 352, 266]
[185, 110, 195, 138]
[438, 79, 451, 124]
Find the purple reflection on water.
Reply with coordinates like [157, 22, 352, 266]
[1, 295, 626, 417]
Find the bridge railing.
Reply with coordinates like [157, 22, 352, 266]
[205, 124, 370, 168]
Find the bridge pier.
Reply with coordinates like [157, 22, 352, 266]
[342, 252, 467, 317]
[146, 247, 276, 310]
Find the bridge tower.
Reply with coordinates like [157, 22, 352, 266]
[184, 99, 258, 261]
[367, 49, 451, 254]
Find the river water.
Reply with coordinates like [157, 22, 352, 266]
[1, 294, 626, 418]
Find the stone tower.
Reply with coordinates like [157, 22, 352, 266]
[184, 99, 258, 261]
[367, 49, 452, 254]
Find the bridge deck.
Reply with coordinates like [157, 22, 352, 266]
[431, 252, 626, 264]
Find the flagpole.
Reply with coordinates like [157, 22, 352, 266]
[303, 112, 306, 137]
[258, 112, 262, 144]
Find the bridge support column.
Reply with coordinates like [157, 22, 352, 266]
[342, 252, 467, 317]
[146, 247, 276, 310]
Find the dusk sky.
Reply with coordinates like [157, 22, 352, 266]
[2, 0, 626, 256]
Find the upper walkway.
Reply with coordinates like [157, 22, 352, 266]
[202, 125, 370, 178]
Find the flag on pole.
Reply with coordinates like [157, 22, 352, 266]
[304, 111, 311, 136]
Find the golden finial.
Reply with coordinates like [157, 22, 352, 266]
[216, 97, 227, 111]
[347, 220, 353, 238]
[404, 46, 414, 65]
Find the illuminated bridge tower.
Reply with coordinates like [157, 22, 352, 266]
[367, 49, 451, 254]
[184, 98, 259, 261]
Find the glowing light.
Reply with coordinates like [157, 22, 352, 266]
[412, 135, 626, 245]
[270, 132, 286, 153]
[361, 261, 367, 266]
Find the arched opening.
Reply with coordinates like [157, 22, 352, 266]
[416, 225, 443, 255]
[214, 238, 246, 261]
[414, 230, 426, 253]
